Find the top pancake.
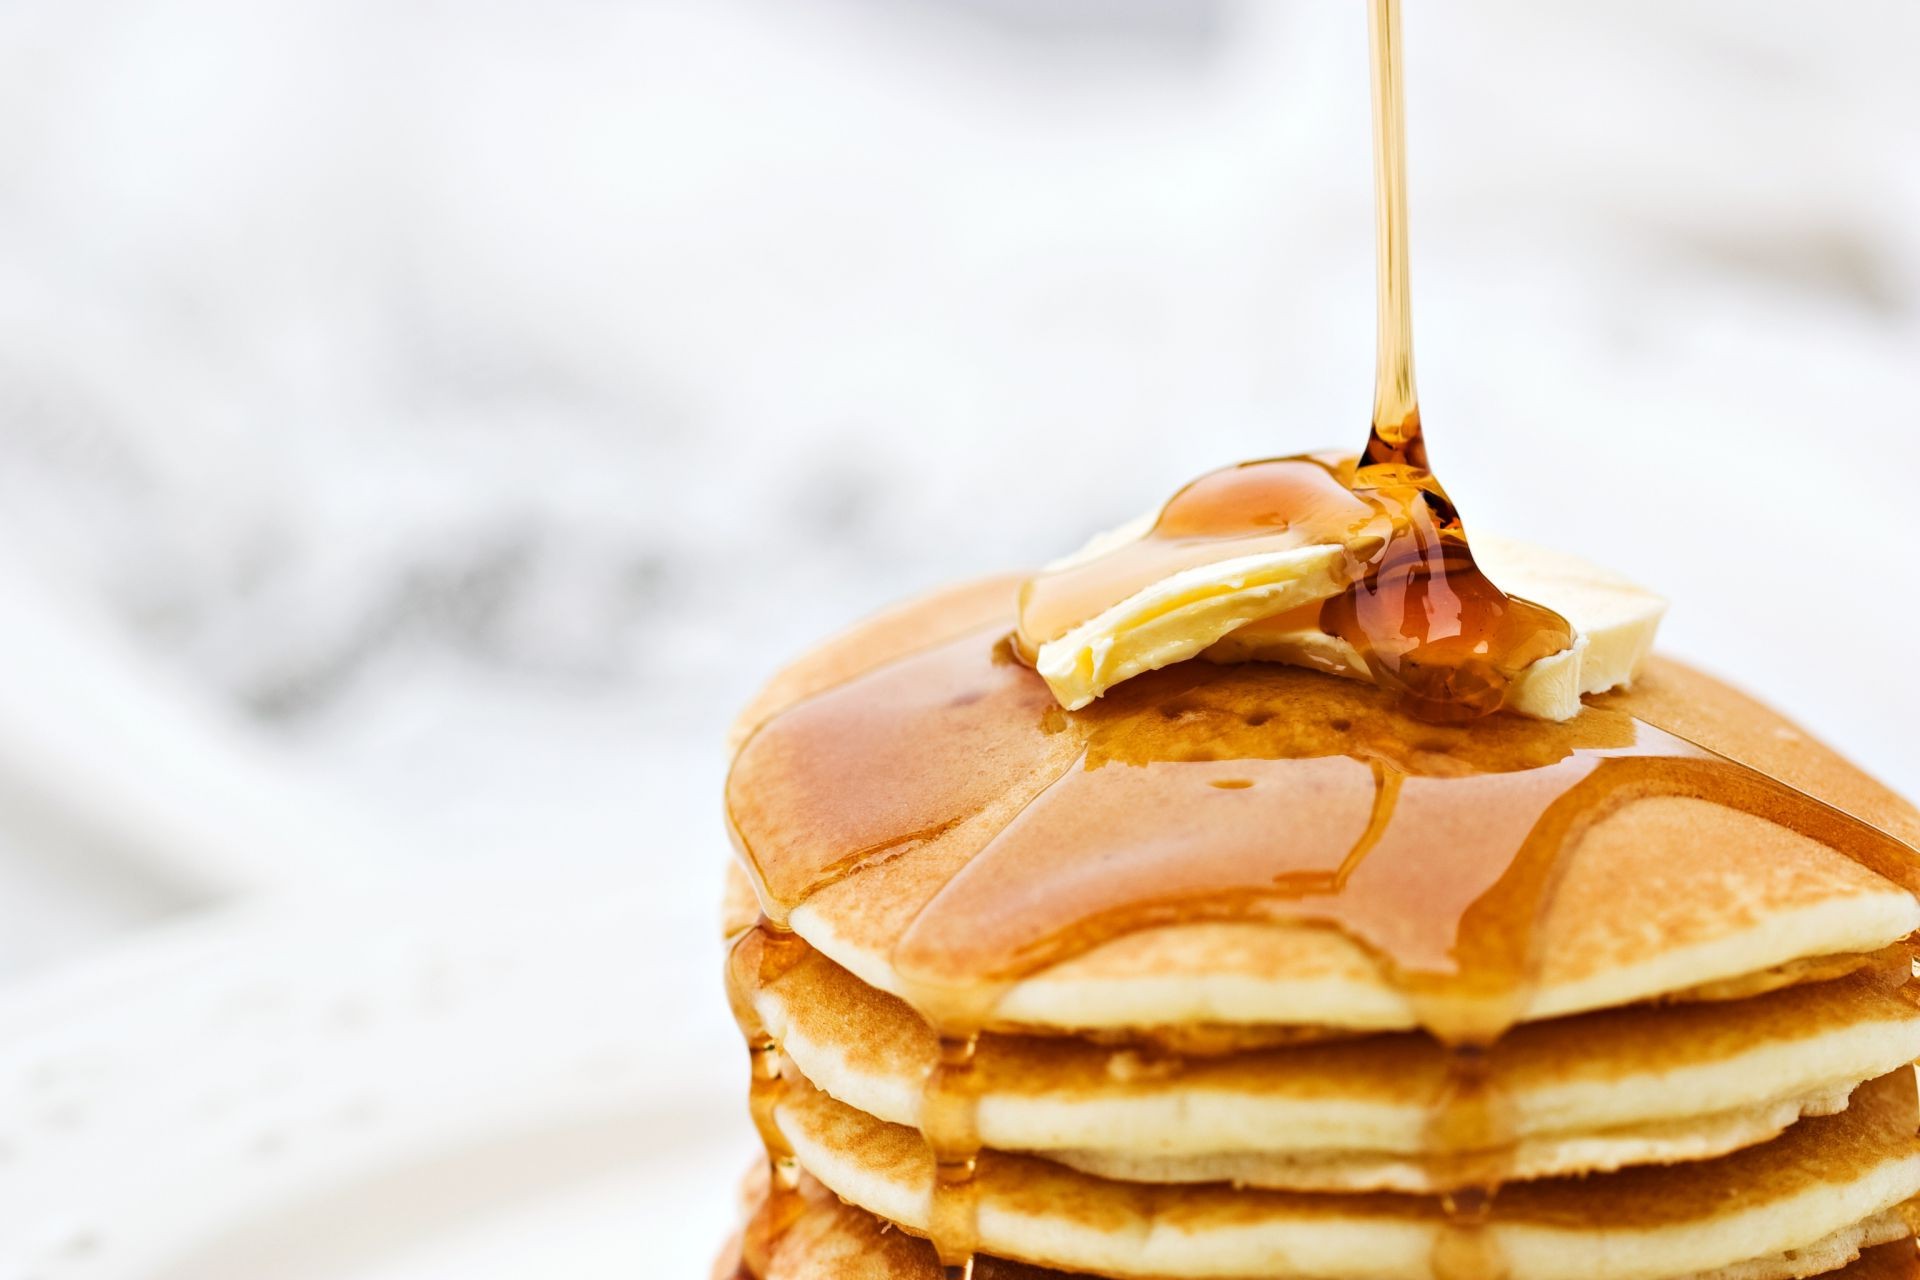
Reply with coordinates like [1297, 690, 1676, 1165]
[727, 577, 1920, 1035]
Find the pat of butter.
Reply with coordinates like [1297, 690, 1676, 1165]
[1034, 543, 1352, 712]
[1033, 528, 1664, 720]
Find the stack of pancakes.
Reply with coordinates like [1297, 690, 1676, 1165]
[716, 579, 1920, 1280]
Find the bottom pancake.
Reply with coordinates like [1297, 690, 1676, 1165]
[714, 1172, 1094, 1280]
[714, 1172, 1920, 1280]
[771, 1068, 1920, 1280]
[1048, 1079, 1857, 1191]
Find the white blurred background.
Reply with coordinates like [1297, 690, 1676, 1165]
[0, 0, 1915, 1275]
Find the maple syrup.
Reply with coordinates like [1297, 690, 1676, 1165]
[924, 1033, 986, 1280]
[724, 921, 811, 1279]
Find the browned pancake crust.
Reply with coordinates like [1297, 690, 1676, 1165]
[725, 578, 1920, 1033]
[715, 1169, 1920, 1280]
[776, 1069, 1920, 1236]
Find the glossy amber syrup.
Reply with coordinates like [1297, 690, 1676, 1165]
[729, 917, 990, 1280]
[727, 626, 1920, 1277]
[724, 921, 811, 1278]
[1325, 454, 1575, 726]
[924, 1033, 986, 1280]
[1015, 450, 1575, 725]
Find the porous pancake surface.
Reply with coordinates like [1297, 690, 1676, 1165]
[719, 576, 1920, 1280]
[744, 935, 1920, 1191]
[727, 579, 1920, 1035]
[715, 1175, 1920, 1280]
[770, 1070, 1920, 1280]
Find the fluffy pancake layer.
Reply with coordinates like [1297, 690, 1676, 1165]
[771, 1069, 1920, 1280]
[745, 936, 1920, 1193]
[730, 580, 1920, 1036]
[716, 1174, 1920, 1280]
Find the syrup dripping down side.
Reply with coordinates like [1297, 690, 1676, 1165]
[724, 920, 810, 1279]
[1363, 0, 1419, 473]
[923, 1033, 986, 1280]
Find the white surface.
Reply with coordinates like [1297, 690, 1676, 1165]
[0, 0, 1913, 1273]
[0, 862, 748, 1280]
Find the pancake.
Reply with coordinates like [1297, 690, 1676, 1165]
[770, 1068, 1920, 1280]
[715, 1174, 1920, 1280]
[719, 575, 1920, 1280]
[727, 579, 1920, 1036]
[744, 936, 1920, 1192]
[714, 1171, 1101, 1280]
[1053, 1094, 1856, 1194]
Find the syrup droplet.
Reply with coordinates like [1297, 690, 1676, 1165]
[725, 920, 810, 1278]
[924, 1033, 984, 1280]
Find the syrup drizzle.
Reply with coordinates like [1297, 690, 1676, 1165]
[728, 915, 991, 1279]
[924, 1034, 985, 1280]
[724, 921, 810, 1279]
[1364, 0, 1419, 463]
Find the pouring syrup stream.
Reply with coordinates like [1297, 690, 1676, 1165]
[1364, 0, 1421, 472]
